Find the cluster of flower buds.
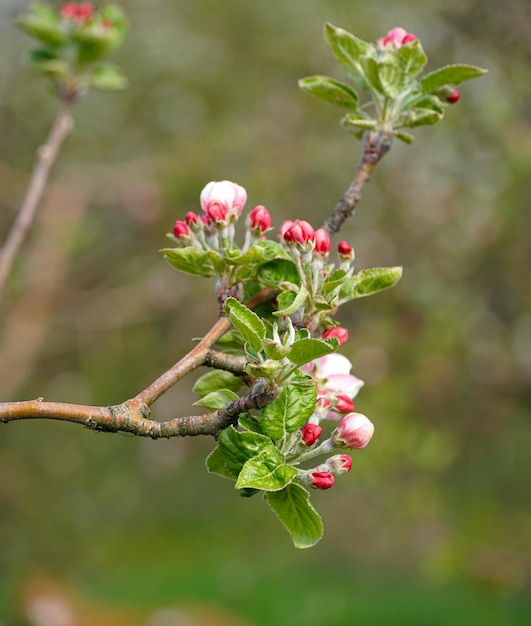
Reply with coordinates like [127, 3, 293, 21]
[171, 180, 272, 255]
[295, 353, 374, 490]
[60, 2, 94, 23]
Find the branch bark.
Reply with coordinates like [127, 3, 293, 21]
[321, 128, 393, 236]
[0, 99, 74, 302]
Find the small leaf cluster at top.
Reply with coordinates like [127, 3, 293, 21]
[18, 2, 128, 100]
[299, 24, 487, 144]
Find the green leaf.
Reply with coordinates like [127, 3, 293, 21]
[341, 266, 403, 300]
[194, 389, 239, 411]
[399, 108, 442, 128]
[224, 297, 266, 353]
[258, 259, 299, 289]
[359, 56, 384, 93]
[341, 114, 377, 130]
[274, 285, 308, 317]
[298, 75, 359, 109]
[394, 130, 415, 144]
[193, 370, 242, 398]
[206, 250, 226, 274]
[218, 427, 274, 477]
[162, 247, 215, 278]
[377, 59, 403, 98]
[224, 244, 264, 266]
[420, 64, 487, 93]
[17, 4, 65, 47]
[261, 384, 317, 440]
[236, 448, 298, 491]
[396, 40, 428, 78]
[265, 483, 324, 549]
[322, 269, 347, 295]
[98, 4, 128, 48]
[288, 338, 338, 368]
[324, 23, 374, 90]
[263, 339, 292, 360]
[90, 63, 129, 90]
[238, 413, 263, 434]
[205, 446, 236, 480]
[257, 240, 291, 263]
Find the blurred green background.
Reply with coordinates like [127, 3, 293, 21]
[1, 0, 530, 624]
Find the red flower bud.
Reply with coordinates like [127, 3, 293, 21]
[334, 394, 355, 413]
[248, 205, 272, 233]
[379, 27, 417, 49]
[337, 240, 354, 258]
[322, 326, 349, 346]
[301, 424, 323, 446]
[327, 454, 352, 475]
[201, 214, 212, 227]
[185, 211, 199, 225]
[206, 201, 228, 223]
[279, 220, 294, 238]
[311, 471, 335, 490]
[173, 220, 189, 239]
[333, 412, 374, 449]
[282, 219, 315, 245]
[444, 88, 460, 103]
[314, 228, 331, 255]
[60, 2, 94, 22]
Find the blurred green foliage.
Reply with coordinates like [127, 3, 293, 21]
[0, 0, 530, 623]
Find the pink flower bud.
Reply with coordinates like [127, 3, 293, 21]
[200, 180, 247, 220]
[337, 240, 354, 259]
[60, 2, 94, 22]
[173, 220, 189, 239]
[248, 205, 272, 234]
[185, 211, 199, 225]
[301, 424, 323, 446]
[201, 214, 212, 228]
[314, 228, 331, 255]
[205, 201, 228, 223]
[282, 219, 315, 246]
[334, 394, 355, 413]
[333, 412, 375, 449]
[379, 27, 417, 49]
[279, 220, 294, 238]
[311, 471, 335, 490]
[322, 326, 349, 346]
[327, 454, 352, 475]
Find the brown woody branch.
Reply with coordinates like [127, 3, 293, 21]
[0, 99, 74, 302]
[321, 128, 393, 236]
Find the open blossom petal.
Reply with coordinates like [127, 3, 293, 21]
[200, 180, 247, 218]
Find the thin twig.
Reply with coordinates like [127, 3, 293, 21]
[0, 99, 74, 302]
[321, 128, 393, 236]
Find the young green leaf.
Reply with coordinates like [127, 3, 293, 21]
[224, 244, 264, 266]
[265, 483, 324, 549]
[162, 247, 215, 278]
[236, 448, 298, 491]
[193, 371, 242, 398]
[206, 446, 236, 480]
[274, 285, 308, 317]
[396, 40, 428, 79]
[324, 23, 373, 90]
[341, 266, 403, 300]
[288, 338, 338, 368]
[399, 108, 443, 128]
[218, 427, 275, 477]
[258, 259, 300, 289]
[193, 389, 239, 411]
[90, 64, 129, 90]
[261, 384, 317, 440]
[298, 75, 359, 109]
[420, 64, 487, 93]
[224, 297, 266, 354]
[394, 130, 415, 144]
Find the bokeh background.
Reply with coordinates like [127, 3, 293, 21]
[1, 0, 530, 624]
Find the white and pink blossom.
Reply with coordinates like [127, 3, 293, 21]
[200, 180, 247, 222]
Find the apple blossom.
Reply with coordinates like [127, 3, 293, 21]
[200, 180, 247, 222]
[332, 412, 375, 449]
[379, 27, 417, 49]
[314, 228, 331, 256]
[247, 205, 272, 234]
